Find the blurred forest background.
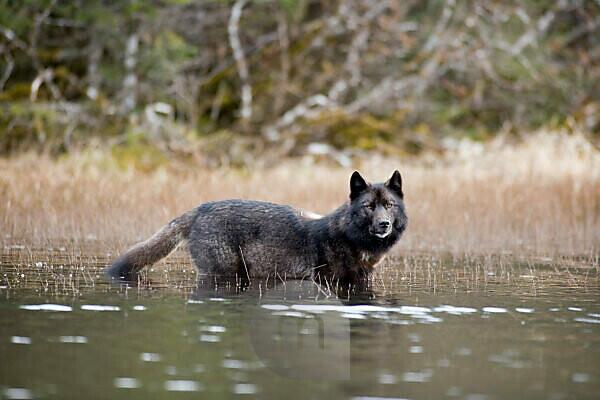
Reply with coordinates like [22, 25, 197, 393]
[0, 0, 599, 168]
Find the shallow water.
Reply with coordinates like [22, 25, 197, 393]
[0, 252, 599, 400]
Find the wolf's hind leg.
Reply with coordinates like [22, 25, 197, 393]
[189, 241, 241, 277]
[189, 248, 219, 275]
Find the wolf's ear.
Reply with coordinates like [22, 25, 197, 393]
[385, 170, 403, 199]
[350, 171, 368, 200]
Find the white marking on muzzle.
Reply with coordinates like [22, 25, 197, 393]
[374, 230, 391, 239]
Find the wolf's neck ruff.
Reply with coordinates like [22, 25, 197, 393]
[107, 171, 407, 283]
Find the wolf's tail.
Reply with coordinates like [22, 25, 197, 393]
[107, 209, 197, 280]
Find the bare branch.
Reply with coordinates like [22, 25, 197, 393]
[0, 26, 28, 51]
[30, 69, 57, 101]
[28, 0, 62, 101]
[0, 47, 14, 91]
[273, 11, 290, 114]
[510, 10, 555, 56]
[423, 0, 455, 53]
[121, 34, 139, 113]
[228, 0, 252, 122]
[263, 0, 390, 140]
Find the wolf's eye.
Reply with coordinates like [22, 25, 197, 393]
[384, 202, 394, 209]
[364, 203, 375, 210]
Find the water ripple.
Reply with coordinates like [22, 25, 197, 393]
[59, 335, 88, 344]
[233, 383, 258, 394]
[140, 352, 161, 362]
[164, 380, 203, 392]
[482, 307, 507, 313]
[114, 377, 141, 389]
[11, 336, 31, 345]
[3, 388, 33, 400]
[20, 304, 72, 312]
[81, 305, 120, 312]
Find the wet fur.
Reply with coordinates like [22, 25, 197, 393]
[107, 171, 407, 282]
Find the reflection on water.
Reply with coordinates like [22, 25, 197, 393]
[0, 252, 599, 399]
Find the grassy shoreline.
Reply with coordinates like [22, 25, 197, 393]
[1, 131, 599, 266]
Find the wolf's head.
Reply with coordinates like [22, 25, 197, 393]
[347, 170, 408, 246]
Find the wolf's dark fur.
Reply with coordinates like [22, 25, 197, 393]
[107, 171, 407, 282]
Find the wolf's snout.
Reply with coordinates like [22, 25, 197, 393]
[370, 219, 392, 239]
[378, 220, 390, 229]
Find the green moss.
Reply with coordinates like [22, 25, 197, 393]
[295, 111, 409, 154]
[111, 132, 168, 172]
[0, 102, 67, 153]
[0, 101, 131, 155]
[0, 83, 31, 101]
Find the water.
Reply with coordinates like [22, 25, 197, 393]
[1, 252, 599, 399]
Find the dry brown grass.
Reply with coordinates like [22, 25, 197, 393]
[1, 130, 599, 263]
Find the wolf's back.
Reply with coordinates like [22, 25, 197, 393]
[107, 209, 197, 279]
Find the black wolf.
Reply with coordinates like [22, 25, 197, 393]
[107, 171, 407, 282]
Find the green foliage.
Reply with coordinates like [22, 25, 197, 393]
[278, 0, 308, 20]
[111, 132, 168, 172]
[0, 0, 598, 164]
[143, 30, 198, 88]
